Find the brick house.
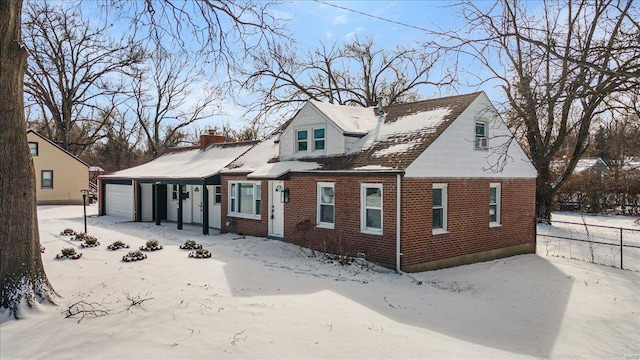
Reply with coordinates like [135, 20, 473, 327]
[219, 92, 537, 272]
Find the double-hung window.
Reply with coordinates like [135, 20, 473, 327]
[296, 130, 308, 152]
[41, 170, 53, 189]
[296, 127, 326, 153]
[228, 181, 261, 218]
[317, 182, 335, 228]
[489, 183, 501, 226]
[432, 183, 447, 234]
[313, 128, 325, 151]
[475, 121, 488, 149]
[29, 142, 38, 156]
[361, 184, 382, 234]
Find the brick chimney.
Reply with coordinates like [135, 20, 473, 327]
[200, 130, 225, 150]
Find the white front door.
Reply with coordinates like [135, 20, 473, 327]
[268, 180, 285, 239]
[208, 185, 222, 229]
[192, 185, 203, 224]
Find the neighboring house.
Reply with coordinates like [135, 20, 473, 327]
[27, 130, 90, 205]
[574, 158, 610, 175]
[97, 132, 255, 235]
[219, 92, 538, 272]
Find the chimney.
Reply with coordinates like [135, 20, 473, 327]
[200, 131, 225, 150]
[376, 97, 383, 115]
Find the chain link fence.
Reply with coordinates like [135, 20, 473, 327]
[536, 219, 640, 271]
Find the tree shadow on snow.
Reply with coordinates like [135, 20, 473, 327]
[222, 248, 573, 358]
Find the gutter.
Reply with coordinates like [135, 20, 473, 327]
[396, 173, 401, 272]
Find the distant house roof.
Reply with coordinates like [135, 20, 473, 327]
[101, 141, 255, 181]
[574, 158, 610, 174]
[27, 130, 89, 168]
[301, 92, 482, 171]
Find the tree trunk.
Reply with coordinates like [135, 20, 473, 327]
[535, 168, 554, 224]
[0, 0, 55, 319]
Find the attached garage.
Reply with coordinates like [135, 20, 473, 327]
[104, 183, 134, 220]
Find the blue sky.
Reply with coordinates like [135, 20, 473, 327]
[276, 1, 464, 48]
[66, 1, 500, 132]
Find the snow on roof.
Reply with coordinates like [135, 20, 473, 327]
[353, 165, 395, 171]
[310, 100, 378, 134]
[247, 161, 321, 179]
[622, 161, 640, 171]
[101, 143, 253, 180]
[222, 134, 280, 174]
[574, 158, 609, 174]
[355, 108, 452, 155]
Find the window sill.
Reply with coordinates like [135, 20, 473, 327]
[489, 223, 502, 228]
[432, 229, 449, 235]
[316, 223, 334, 230]
[361, 229, 383, 236]
[228, 213, 261, 221]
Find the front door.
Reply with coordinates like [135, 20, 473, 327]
[208, 185, 222, 229]
[192, 185, 203, 224]
[268, 180, 285, 239]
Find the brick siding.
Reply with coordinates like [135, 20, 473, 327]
[401, 178, 536, 269]
[221, 173, 536, 272]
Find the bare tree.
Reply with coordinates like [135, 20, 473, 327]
[0, 0, 56, 318]
[131, 48, 222, 157]
[1, 0, 285, 319]
[22, 1, 144, 156]
[443, 0, 640, 221]
[240, 36, 452, 126]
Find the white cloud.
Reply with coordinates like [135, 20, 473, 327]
[344, 26, 364, 40]
[332, 14, 348, 25]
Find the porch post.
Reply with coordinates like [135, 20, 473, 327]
[202, 183, 209, 235]
[155, 182, 161, 226]
[177, 185, 183, 230]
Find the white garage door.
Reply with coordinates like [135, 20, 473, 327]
[105, 184, 133, 220]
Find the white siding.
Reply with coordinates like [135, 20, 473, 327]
[405, 93, 537, 178]
[140, 184, 153, 222]
[167, 187, 177, 221]
[279, 104, 345, 160]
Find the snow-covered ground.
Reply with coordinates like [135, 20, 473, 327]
[538, 212, 640, 271]
[1, 206, 639, 359]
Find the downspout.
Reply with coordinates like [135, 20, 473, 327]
[396, 173, 401, 272]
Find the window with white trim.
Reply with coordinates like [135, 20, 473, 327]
[475, 121, 488, 149]
[317, 182, 335, 228]
[361, 184, 382, 234]
[489, 183, 501, 226]
[296, 126, 326, 153]
[228, 181, 261, 218]
[313, 128, 325, 150]
[296, 130, 308, 152]
[432, 183, 447, 234]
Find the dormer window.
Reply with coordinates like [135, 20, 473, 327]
[314, 128, 325, 150]
[296, 127, 326, 153]
[297, 130, 308, 152]
[475, 121, 488, 149]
